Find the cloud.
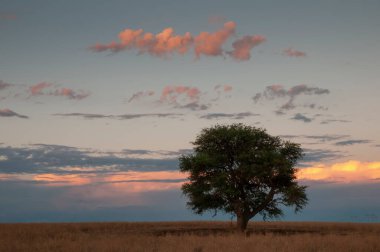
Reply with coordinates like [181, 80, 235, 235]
[29, 82, 53, 95]
[0, 144, 181, 175]
[0, 80, 12, 90]
[335, 140, 371, 146]
[320, 119, 351, 124]
[298, 160, 380, 183]
[194, 21, 236, 58]
[280, 134, 350, 144]
[28, 82, 90, 100]
[227, 35, 266, 61]
[0, 109, 28, 119]
[283, 48, 307, 57]
[159, 85, 210, 111]
[53, 112, 183, 120]
[253, 84, 330, 113]
[199, 112, 259, 120]
[301, 148, 346, 165]
[291, 113, 313, 123]
[127, 90, 155, 103]
[90, 21, 264, 61]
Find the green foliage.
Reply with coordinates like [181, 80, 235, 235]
[180, 124, 308, 224]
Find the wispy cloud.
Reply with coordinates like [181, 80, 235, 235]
[0, 109, 28, 119]
[283, 47, 306, 57]
[127, 90, 155, 103]
[301, 148, 346, 165]
[335, 140, 371, 146]
[199, 112, 259, 120]
[320, 119, 351, 124]
[53, 113, 183, 120]
[29, 82, 90, 100]
[0, 80, 12, 90]
[90, 21, 265, 61]
[280, 134, 350, 143]
[291, 113, 313, 123]
[253, 84, 329, 113]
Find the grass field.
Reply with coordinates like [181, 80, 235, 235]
[1, 221, 379, 251]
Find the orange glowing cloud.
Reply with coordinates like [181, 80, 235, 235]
[31, 170, 187, 192]
[194, 21, 236, 57]
[297, 160, 380, 183]
[33, 174, 92, 186]
[90, 21, 264, 61]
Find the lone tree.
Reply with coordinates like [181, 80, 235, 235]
[180, 124, 307, 232]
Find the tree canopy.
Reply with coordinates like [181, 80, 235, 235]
[179, 124, 308, 231]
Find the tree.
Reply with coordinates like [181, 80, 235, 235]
[179, 124, 308, 232]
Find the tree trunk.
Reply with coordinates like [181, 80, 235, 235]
[236, 214, 249, 232]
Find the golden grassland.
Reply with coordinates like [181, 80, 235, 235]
[1, 221, 380, 251]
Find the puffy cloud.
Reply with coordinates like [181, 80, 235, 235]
[291, 113, 313, 123]
[227, 35, 266, 61]
[90, 21, 264, 61]
[283, 48, 307, 57]
[298, 160, 380, 183]
[194, 21, 236, 58]
[0, 108, 28, 119]
[160, 85, 201, 102]
[90, 26, 193, 57]
[253, 84, 330, 113]
[127, 90, 155, 103]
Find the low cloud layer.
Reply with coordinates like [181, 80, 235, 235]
[90, 21, 265, 61]
[253, 84, 330, 113]
[0, 80, 12, 90]
[0, 109, 28, 119]
[298, 160, 380, 183]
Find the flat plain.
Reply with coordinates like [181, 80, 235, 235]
[1, 221, 379, 251]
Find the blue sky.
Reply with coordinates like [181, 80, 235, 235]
[1, 0, 380, 222]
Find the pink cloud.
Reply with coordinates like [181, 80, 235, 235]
[223, 85, 232, 92]
[52, 88, 90, 100]
[29, 82, 53, 95]
[283, 48, 306, 57]
[29, 82, 90, 100]
[227, 35, 266, 61]
[160, 85, 201, 103]
[194, 21, 236, 58]
[90, 21, 267, 61]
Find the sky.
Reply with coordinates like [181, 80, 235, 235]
[1, 0, 380, 222]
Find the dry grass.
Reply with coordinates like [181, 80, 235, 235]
[0, 221, 379, 251]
